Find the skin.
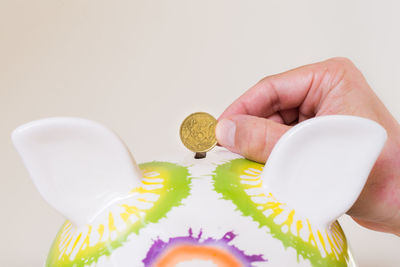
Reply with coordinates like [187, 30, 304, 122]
[216, 57, 400, 236]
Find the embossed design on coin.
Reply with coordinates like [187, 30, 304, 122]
[180, 112, 217, 153]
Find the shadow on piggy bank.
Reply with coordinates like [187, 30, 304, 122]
[12, 115, 386, 267]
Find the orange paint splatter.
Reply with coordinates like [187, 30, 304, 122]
[154, 245, 242, 267]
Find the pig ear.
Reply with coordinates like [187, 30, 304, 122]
[261, 115, 387, 227]
[12, 117, 142, 226]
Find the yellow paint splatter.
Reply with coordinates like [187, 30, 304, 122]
[68, 233, 82, 256]
[307, 220, 317, 247]
[98, 224, 105, 242]
[317, 230, 328, 255]
[79, 226, 92, 251]
[296, 220, 303, 237]
[325, 230, 339, 260]
[108, 212, 117, 234]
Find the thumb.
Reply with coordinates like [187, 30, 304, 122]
[215, 114, 291, 163]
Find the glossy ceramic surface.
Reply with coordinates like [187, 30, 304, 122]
[12, 116, 387, 267]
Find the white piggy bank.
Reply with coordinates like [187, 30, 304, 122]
[12, 115, 386, 267]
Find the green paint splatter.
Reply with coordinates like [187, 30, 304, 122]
[213, 158, 349, 267]
[46, 162, 190, 267]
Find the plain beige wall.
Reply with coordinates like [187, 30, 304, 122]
[1, 0, 400, 266]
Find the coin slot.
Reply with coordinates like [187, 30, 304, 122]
[194, 152, 207, 159]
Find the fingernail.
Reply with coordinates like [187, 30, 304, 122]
[216, 119, 236, 148]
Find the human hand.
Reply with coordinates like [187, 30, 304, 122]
[216, 57, 400, 236]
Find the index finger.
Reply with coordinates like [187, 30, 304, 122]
[218, 61, 326, 121]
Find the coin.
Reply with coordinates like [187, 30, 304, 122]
[180, 112, 218, 153]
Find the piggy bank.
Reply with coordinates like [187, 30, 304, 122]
[12, 115, 386, 267]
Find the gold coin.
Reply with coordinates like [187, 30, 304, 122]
[180, 112, 218, 153]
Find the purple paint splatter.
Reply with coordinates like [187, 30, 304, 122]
[142, 228, 267, 266]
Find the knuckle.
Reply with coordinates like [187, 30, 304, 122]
[326, 57, 355, 69]
[321, 57, 363, 91]
[258, 75, 269, 84]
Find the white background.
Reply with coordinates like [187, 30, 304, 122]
[1, 1, 400, 266]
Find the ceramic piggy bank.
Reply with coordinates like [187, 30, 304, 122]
[12, 115, 387, 267]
